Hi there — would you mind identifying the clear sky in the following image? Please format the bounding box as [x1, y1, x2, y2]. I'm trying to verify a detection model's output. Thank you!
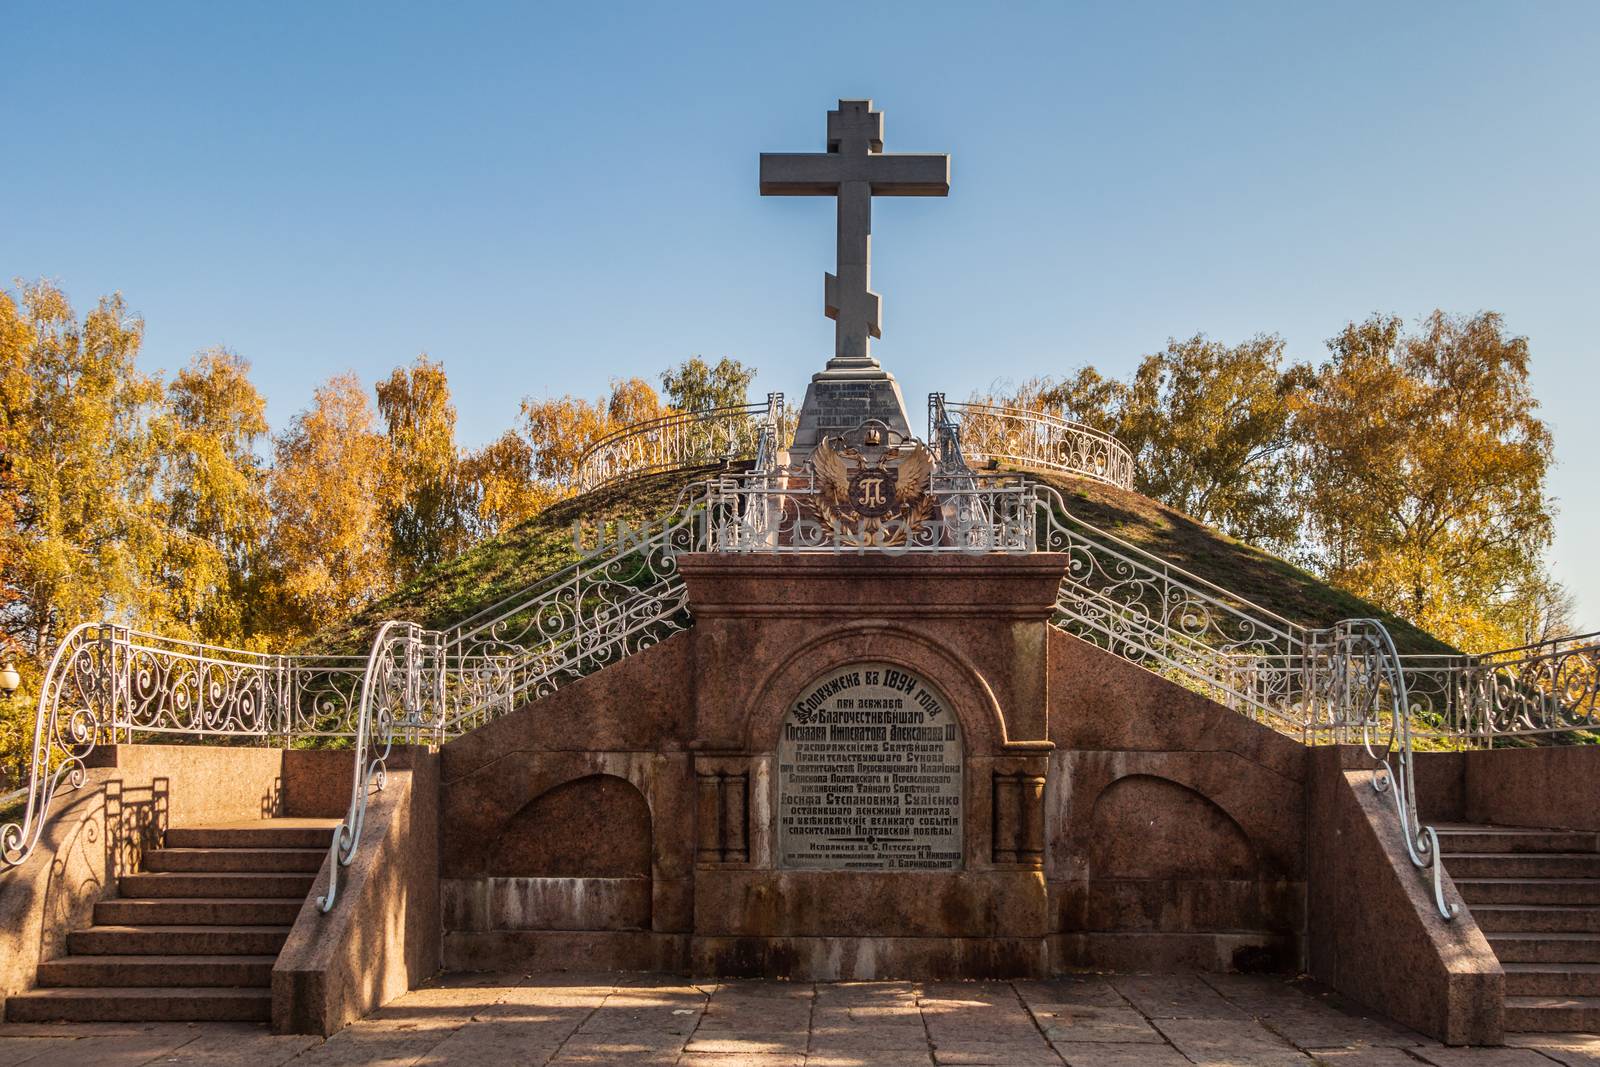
[7, 2, 1598, 626]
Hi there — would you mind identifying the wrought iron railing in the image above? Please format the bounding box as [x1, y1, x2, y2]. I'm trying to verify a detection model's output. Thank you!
[1387, 634, 1600, 746]
[933, 397, 1137, 491]
[11, 433, 1594, 922]
[573, 393, 785, 494]
[1306, 620, 1455, 920]
[1033, 481, 1312, 728]
[319, 621, 444, 912]
[0, 623, 369, 870]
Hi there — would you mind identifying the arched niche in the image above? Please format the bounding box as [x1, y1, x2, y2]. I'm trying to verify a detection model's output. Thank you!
[492, 773, 653, 879]
[1086, 774, 1257, 880]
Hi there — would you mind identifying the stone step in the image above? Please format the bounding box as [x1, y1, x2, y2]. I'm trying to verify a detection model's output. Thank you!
[1489, 932, 1600, 964]
[166, 822, 337, 850]
[66, 925, 291, 957]
[95, 897, 303, 927]
[1442, 853, 1600, 879]
[1456, 879, 1600, 906]
[36, 954, 275, 988]
[1469, 905, 1600, 933]
[1504, 995, 1600, 1033]
[1503, 963, 1600, 997]
[141, 847, 326, 874]
[120, 871, 316, 899]
[1434, 827, 1600, 855]
[4, 986, 271, 1023]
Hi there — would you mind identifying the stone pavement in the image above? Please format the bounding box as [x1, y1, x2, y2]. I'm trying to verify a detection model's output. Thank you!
[2, 972, 1600, 1066]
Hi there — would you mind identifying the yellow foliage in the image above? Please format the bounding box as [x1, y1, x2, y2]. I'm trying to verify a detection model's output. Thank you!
[265, 373, 391, 640]
[519, 377, 666, 493]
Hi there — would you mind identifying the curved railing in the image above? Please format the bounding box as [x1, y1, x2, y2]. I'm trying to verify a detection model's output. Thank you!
[1307, 620, 1455, 920]
[438, 490, 712, 734]
[0, 623, 107, 869]
[573, 394, 785, 494]
[319, 621, 443, 912]
[1033, 481, 1311, 727]
[16, 452, 1591, 922]
[934, 398, 1137, 491]
[0, 624, 371, 871]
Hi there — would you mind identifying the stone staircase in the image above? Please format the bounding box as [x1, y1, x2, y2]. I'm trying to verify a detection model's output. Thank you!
[1437, 822, 1600, 1033]
[5, 818, 338, 1023]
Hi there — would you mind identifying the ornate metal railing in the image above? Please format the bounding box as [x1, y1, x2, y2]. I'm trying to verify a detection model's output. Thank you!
[1450, 632, 1600, 741]
[1, 623, 107, 870]
[12, 453, 1591, 923]
[933, 397, 1137, 491]
[0, 624, 369, 870]
[573, 393, 785, 494]
[1307, 621, 1455, 920]
[438, 504, 705, 733]
[319, 621, 444, 912]
[1033, 481, 1313, 728]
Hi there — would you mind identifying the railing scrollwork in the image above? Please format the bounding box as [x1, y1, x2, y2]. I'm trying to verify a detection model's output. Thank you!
[1308, 620, 1455, 921]
[319, 621, 444, 912]
[11, 435, 1599, 927]
[574, 394, 785, 493]
[935, 400, 1136, 491]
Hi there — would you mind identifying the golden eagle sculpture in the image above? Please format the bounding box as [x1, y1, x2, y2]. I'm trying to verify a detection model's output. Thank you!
[804, 434, 937, 547]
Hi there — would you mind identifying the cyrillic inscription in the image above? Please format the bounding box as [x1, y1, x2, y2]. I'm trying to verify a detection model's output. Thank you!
[777, 662, 962, 870]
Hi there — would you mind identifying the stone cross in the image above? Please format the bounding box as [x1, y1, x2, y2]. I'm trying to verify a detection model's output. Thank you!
[760, 100, 950, 371]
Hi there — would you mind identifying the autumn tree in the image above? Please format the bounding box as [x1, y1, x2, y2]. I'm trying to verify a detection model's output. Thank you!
[376, 356, 472, 585]
[264, 374, 390, 639]
[661, 356, 755, 412]
[460, 431, 553, 540]
[1297, 311, 1556, 651]
[1115, 335, 1312, 548]
[0, 282, 164, 657]
[518, 377, 665, 493]
[151, 348, 270, 643]
[1033, 367, 1122, 427]
[0, 295, 31, 632]
[982, 336, 1311, 547]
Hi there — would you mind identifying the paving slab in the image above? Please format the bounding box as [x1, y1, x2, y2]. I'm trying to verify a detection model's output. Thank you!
[1412, 1046, 1565, 1065]
[1155, 1016, 1316, 1066]
[1113, 973, 1254, 1019]
[679, 1055, 805, 1067]
[1054, 1041, 1192, 1066]
[5, 1026, 203, 1067]
[805, 1054, 935, 1067]
[5, 971, 1599, 1064]
[132, 1026, 320, 1067]
[0, 1039, 77, 1067]
[1309, 1048, 1447, 1066]
[1507, 1031, 1600, 1065]
[548, 1034, 682, 1065]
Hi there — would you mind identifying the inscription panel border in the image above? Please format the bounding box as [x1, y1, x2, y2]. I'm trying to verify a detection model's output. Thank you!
[777, 660, 964, 872]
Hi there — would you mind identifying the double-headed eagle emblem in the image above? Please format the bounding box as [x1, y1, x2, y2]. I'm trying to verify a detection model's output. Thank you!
[808, 434, 936, 546]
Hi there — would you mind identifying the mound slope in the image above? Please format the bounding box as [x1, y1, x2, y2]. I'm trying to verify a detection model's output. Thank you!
[315, 464, 1456, 659]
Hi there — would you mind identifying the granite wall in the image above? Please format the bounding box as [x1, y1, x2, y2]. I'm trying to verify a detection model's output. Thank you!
[436, 552, 1329, 981]
[1417, 747, 1600, 832]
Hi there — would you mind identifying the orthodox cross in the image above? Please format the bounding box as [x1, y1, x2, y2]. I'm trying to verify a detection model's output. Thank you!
[760, 100, 950, 371]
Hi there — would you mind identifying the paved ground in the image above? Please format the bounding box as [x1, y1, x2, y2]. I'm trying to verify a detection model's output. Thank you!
[2, 972, 1600, 1066]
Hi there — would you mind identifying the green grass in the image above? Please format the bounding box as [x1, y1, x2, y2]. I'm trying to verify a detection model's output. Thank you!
[315, 460, 1457, 664]
[311, 465, 731, 654]
[1030, 470, 1458, 657]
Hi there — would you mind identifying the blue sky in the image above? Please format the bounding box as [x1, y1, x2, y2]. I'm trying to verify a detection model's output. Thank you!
[7, 2, 1598, 626]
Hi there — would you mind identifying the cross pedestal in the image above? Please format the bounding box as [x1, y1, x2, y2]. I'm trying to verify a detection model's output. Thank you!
[760, 100, 950, 458]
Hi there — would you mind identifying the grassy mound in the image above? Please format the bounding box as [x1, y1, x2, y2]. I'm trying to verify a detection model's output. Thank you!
[312, 464, 731, 654]
[1031, 470, 1457, 657]
[316, 461, 1456, 662]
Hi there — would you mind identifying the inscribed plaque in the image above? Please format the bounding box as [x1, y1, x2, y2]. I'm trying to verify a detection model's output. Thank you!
[777, 662, 962, 870]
